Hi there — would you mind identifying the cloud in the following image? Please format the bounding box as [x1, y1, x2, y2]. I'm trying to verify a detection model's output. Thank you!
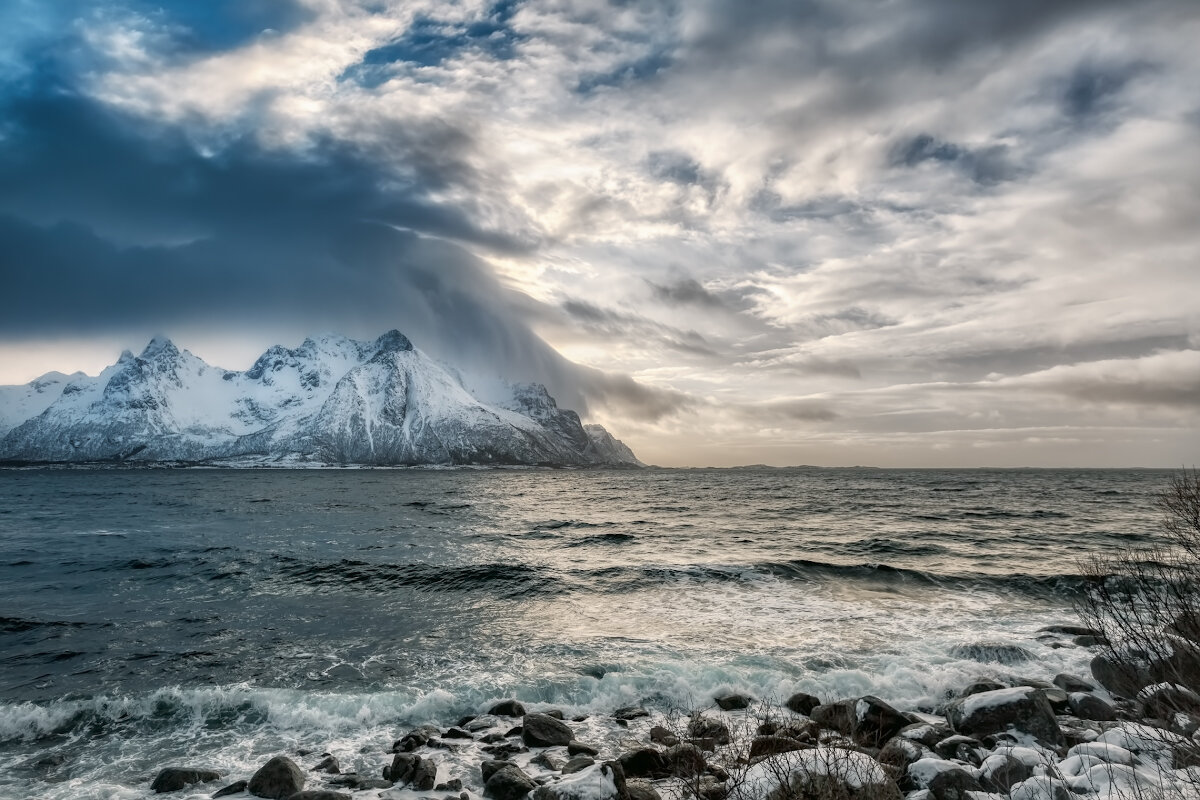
[2, 0, 1199, 465]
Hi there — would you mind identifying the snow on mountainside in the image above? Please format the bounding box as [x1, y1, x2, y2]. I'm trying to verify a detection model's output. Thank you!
[0, 331, 643, 467]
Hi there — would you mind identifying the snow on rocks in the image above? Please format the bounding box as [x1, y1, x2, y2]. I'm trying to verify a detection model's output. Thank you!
[944, 687, 1064, 746]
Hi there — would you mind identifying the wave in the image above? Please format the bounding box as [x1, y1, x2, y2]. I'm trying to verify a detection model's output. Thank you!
[0, 617, 111, 634]
[272, 557, 565, 598]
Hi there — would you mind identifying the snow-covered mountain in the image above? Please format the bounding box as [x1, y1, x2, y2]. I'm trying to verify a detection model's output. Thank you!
[0, 331, 643, 467]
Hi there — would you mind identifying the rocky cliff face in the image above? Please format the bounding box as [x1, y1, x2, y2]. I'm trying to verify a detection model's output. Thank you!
[0, 331, 642, 467]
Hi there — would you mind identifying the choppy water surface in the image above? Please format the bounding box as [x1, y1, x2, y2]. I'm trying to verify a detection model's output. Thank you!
[0, 467, 1170, 798]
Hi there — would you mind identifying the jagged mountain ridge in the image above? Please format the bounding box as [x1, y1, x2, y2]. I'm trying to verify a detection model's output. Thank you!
[0, 331, 642, 467]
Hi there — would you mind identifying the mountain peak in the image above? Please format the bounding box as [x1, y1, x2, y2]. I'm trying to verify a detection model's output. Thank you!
[139, 334, 179, 360]
[373, 329, 413, 354]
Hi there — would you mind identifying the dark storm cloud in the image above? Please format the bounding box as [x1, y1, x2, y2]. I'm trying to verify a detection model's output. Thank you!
[1061, 61, 1154, 119]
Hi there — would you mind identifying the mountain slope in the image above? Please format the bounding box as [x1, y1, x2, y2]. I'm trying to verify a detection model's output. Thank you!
[0, 331, 642, 467]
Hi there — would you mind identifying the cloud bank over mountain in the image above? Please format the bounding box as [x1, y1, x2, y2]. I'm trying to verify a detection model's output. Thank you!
[1, 0, 1198, 465]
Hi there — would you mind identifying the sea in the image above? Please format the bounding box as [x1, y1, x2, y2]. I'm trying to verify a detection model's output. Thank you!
[0, 467, 1170, 798]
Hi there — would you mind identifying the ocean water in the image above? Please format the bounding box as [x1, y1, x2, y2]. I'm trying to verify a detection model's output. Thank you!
[0, 467, 1170, 798]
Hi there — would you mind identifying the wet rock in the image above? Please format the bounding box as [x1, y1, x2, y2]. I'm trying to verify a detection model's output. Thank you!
[1074, 635, 1106, 647]
[617, 747, 670, 779]
[385, 753, 437, 790]
[505, 726, 524, 738]
[444, 727, 474, 740]
[481, 733, 506, 744]
[523, 713, 574, 748]
[562, 756, 595, 775]
[483, 761, 512, 783]
[351, 778, 392, 790]
[686, 714, 731, 745]
[714, 692, 752, 711]
[960, 679, 1006, 697]
[626, 780, 661, 800]
[310, 754, 339, 774]
[436, 779, 464, 791]
[1038, 625, 1102, 637]
[490, 700, 527, 717]
[949, 643, 1034, 664]
[665, 743, 707, 776]
[213, 780, 248, 798]
[898, 723, 951, 749]
[1008, 776, 1072, 800]
[689, 775, 728, 800]
[851, 696, 909, 748]
[394, 725, 440, 752]
[1067, 692, 1116, 721]
[877, 738, 933, 773]
[568, 741, 599, 757]
[485, 763, 537, 800]
[785, 691, 821, 716]
[770, 748, 901, 800]
[467, 716, 499, 732]
[150, 767, 222, 793]
[926, 767, 983, 800]
[932, 735, 984, 766]
[649, 726, 677, 746]
[286, 793, 350, 800]
[1138, 682, 1200, 718]
[544, 710, 566, 720]
[248, 756, 305, 800]
[979, 753, 1030, 794]
[484, 742, 529, 759]
[531, 752, 565, 772]
[613, 706, 650, 721]
[749, 735, 809, 760]
[810, 700, 855, 735]
[1053, 673, 1095, 693]
[944, 687, 1064, 746]
[1092, 641, 1200, 698]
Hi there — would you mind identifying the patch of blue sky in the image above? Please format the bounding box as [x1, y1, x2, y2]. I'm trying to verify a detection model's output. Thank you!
[341, 1, 523, 88]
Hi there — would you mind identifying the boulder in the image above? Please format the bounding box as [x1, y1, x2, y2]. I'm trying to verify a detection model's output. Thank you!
[531, 752, 564, 772]
[1053, 673, 1095, 693]
[613, 706, 649, 721]
[482, 761, 512, 783]
[979, 753, 1031, 794]
[897, 723, 951, 749]
[490, 700, 528, 717]
[531, 762, 627, 800]
[385, 753, 437, 790]
[810, 700, 855, 735]
[568, 741, 599, 757]
[1007, 776, 1072, 800]
[1067, 692, 1116, 721]
[437, 779, 464, 791]
[248, 756, 305, 799]
[876, 737, 932, 773]
[933, 735, 985, 766]
[310, 754, 339, 774]
[686, 714, 731, 745]
[851, 696, 908, 748]
[949, 643, 1034, 664]
[626, 780, 661, 800]
[523, 714, 574, 747]
[213, 781, 248, 798]
[714, 692, 752, 711]
[617, 747, 669, 779]
[1038, 624, 1102, 637]
[286, 793, 350, 800]
[649, 726, 677, 746]
[664, 743, 707, 776]
[443, 727, 474, 740]
[562, 756, 595, 775]
[1137, 682, 1200, 719]
[926, 767, 983, 800]
[394, 725, 440, 752]
[749, 735, 810, 760]
[485, 763, 537, 800]
[944, 687, 1064, 746]
[760, 748, 901, 800]
[960, 679, 1005, 697]
[785, 692, 821, 716]
[150, 767, 222, 793]
[1091, 640, 1200, 698]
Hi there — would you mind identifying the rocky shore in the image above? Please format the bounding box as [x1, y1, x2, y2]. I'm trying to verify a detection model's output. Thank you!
[143, 626, 1200, 800]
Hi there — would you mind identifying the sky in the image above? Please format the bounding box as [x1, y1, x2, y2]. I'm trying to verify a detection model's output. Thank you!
[1, 0, 1199, 467]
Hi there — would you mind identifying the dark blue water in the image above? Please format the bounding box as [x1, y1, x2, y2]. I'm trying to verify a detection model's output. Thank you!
[0, 467, 1168, 798]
